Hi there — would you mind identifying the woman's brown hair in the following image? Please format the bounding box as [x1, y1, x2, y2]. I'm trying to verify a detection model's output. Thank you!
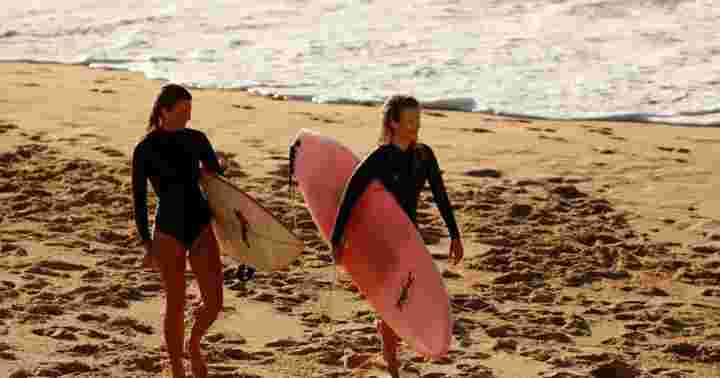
[378, 95, 420, 145]
[147, 84, 192, 133]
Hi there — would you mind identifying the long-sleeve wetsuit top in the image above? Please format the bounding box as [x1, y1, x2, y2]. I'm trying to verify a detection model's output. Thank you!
[330, 143, 460, 248]
[132, 128, 222, 245]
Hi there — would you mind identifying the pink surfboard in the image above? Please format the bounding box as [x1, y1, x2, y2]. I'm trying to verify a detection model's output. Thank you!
[291, 128, 452, 358]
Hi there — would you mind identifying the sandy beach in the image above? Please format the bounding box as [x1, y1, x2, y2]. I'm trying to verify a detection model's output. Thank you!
[2, 63, 720, 377]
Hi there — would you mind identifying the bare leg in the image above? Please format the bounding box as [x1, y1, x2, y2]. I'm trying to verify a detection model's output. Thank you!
[377, 319, 400, 378]
[187, 226, 224, 378]
[155, 231, 188, 378]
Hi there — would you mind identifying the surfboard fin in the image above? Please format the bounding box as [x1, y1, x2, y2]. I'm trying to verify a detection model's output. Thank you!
[233, 209, 251, 248]
[396, 271, 415, 310]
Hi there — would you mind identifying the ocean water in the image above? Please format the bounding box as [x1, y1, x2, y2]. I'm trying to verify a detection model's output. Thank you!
[2, 0, 720, 124]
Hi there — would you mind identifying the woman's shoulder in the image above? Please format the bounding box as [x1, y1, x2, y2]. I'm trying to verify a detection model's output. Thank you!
[184, 128, 211, 142]
[134, 132, 155, 152]
[375, 143, 396, 152]
[414, 143, 436, 160]
[184, 127, 203, 134]
[369, 143, 399, 158]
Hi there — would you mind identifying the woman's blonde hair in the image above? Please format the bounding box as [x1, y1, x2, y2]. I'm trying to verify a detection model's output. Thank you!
[378, 95, 420, 145]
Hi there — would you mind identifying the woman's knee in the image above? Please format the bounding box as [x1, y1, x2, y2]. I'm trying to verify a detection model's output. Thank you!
[377, 319, 399, 341]
[204, 286, 224, 317]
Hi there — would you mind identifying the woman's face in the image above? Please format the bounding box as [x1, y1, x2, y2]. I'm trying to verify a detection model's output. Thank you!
[161, 100, 192, 131]
[394, 107, 420, 144]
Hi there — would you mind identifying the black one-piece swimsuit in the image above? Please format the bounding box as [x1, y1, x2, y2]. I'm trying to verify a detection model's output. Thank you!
[132, 128, 222, 250]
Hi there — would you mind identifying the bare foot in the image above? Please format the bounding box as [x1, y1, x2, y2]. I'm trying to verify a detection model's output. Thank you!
[161, 360, 186, 378]
[187, 340, 208, 378]
[385, 356, 400, 378]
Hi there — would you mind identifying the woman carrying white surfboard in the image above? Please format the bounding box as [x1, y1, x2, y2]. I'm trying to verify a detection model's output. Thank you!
[132, 83, 228, 378]
[330, 94, 465, 377]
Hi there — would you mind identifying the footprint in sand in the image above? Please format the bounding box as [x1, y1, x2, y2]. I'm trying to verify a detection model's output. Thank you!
[76, 313, 111, 325]
[32, 326, 81, 341]
[0, 121, 19, 134]
[15, 143, 51, 159]
[120, 353, 163, 373]
[76, 132, 109, 142]
[60, 121, 88, 129]
[79, 269, 105, 282]
[232, 104, 256, 110]
[293, 111, 340, 124]
[26, 304, 65, 318]
[27, 132, 50, 142]
[240, 137, 264, 148]
[36, 361, 96, 376]
[0, 243, 28, 257]
[61, 343, 109, 357]
[538, 134, 569, 143]
[94, 230, 130, 245]
[0, 152, 21, 165]
[24, 260, 87, 280]
[459, 127, 493, 134]
[93, 146, 125, 158]
[83, 329, 111, 340]
[90, 88, 116, 94]
[35, 260, 89, 272]
[464, 168, 502, 178]
[267, 162, 291, 178]
[20, 275, 52, 291]
[594, 147, 617, 155]
[585, 126, 615, 136]
[0, 342, 16, 361]
[108, 316, 154, 336]
[79, 288, 132, 309]
[25, 266, 70, 279]
[81, 105, 106, 113]
[97, 256, 139, 270]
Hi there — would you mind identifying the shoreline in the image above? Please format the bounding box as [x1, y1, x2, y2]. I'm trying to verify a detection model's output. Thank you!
[3, 61, 720, 127]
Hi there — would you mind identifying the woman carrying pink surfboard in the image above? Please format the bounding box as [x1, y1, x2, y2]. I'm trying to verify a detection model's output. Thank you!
[330, 95, 465, 378]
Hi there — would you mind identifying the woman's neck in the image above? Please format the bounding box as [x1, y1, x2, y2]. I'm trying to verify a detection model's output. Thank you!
[391, 139, 414, 151]
[158, 124, 184, 133]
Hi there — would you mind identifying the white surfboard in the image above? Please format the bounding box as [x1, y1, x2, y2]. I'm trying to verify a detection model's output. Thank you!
[199, 173, 303, 271]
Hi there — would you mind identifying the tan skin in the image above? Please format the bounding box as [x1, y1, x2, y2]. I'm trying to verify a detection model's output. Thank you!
[334, 106, 464, 377]
[386, 107, 464, 264]
[141, 99, 227, 378]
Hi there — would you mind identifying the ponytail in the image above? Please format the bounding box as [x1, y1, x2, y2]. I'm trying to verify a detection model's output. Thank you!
[147, 101, 162, 133]
[146, 83, 192, 134]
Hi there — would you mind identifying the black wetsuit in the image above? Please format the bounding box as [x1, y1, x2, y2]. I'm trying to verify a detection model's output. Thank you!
[132, 128, 222, 250]
[330, 143, 460, 248]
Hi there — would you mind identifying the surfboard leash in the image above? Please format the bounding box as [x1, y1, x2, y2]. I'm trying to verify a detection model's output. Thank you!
[288, 140, 299, 232]
[289, 139, 317, 313]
